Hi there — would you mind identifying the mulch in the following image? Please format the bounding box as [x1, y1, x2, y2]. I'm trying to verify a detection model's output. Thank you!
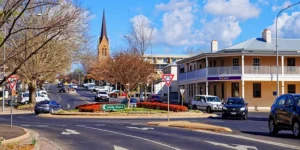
[0, 124, 26, 140]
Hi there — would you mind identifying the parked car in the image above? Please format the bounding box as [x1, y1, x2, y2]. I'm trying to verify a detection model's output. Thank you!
[72, 84, 78, 89]
[268, 94, 300, 138]
[38, 90, 48, 97]
[121, 98, 138, 107]
[222, 97, 248, 120]
[83, 83, 89, 88]
[191, 95, 222, 113]
[34, 100, 62, 115]
[17, 92, 50, 104]
[95, 91, 109, 102]
[88, 85, 95, 91]
[146, 95, 162, 103]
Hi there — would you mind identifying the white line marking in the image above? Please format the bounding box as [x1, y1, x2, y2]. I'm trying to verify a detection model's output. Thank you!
[131, 123, 143, 125]
[114, 145, 128, 150]
[195, 130, 300, 150]
[20, 125, 31, 127]
[57, 95, 62, 102]
[205, 141, 258, 150]
[76, 125, 180, 150]
[95, 124, 106, 126]
[37, 125, 49, 127]
[126, 126, 154, 130]
[61, 129, 81, 135]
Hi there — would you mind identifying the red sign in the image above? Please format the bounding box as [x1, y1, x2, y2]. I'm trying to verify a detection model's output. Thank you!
[162, 74, 174, 87]
[7, 75, 18, 89]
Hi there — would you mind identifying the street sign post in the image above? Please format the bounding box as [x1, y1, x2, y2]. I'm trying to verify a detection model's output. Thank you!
[162, 74, 174, 122]
[102, 104, 125, 111]
[180, 89, 185, 106]
[7, 75, 18, 128]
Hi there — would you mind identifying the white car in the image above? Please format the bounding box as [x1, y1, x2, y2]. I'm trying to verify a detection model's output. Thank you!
[95, 91, 109, 102]
[191, 95, 222, 113]
[88, 85, 95, 91]
[37, 90, 49, 98]
[17, 92, 50, 104]
[72, 84, 78, 89]
[83, 83, 88, 88]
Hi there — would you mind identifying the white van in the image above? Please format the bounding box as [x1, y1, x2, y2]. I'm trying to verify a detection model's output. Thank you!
[17, 91, 50, 104]
[191, 95, 222, 113]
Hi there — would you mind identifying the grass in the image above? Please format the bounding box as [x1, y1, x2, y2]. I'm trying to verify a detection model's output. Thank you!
[188, 110, 203, 113]
[112, 108, 168, 114]
[0, 142, 34, 150]
[15, 104, 35, 110]
[56, 109, 79, 114]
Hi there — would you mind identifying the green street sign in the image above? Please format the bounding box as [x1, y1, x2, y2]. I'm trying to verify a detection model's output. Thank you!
[102, 104, 125, 111]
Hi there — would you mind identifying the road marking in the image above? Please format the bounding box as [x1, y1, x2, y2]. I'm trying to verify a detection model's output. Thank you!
[76, 125, 180, 150]
[205, 141, 258, 150]
[126, 126, 154, 130]
[114, 145, 128, 150]
[195, 130, 300, 150]
[56, 95, 62, 103]
[131, 123, 143, 125]
[61, 129, 81, 135]
[20, 125, 31, 127]
[37, 125, 49, 127]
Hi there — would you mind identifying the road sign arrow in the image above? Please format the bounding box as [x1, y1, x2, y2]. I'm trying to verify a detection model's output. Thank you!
[126, 126, 154, 130]
[61, 129, 81, 135]
[205, 141, 258, 150]
[114, 145, 129, 150]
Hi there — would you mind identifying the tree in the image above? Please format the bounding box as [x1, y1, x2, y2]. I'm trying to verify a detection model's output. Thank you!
[98, 50, 154, 107]
[125, 16, 154, 56]
[7, 0, 89, 104]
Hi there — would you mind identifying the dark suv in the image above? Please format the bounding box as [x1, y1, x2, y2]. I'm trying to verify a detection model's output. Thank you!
[268, 94, 300, 138]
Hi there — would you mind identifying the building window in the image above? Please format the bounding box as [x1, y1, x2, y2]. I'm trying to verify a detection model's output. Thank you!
[190, 65, 192, 72]
[253, 58, 260, 70]
[172, 58, 176, 62]
[213, 85, 217, 96]
[221, 60, 224, 66]
[232, 58, 239, 70]
[163, 58, 168, 63]
[288, 84, 296, 93]
[200, 86, 203, 95]
[213, 61, 216, 67]
[287, 58, 295, 66]
[231, 83, 239, 97]
[253, 83, 261, 98]
[209, 62, 212, 67]
[200, 64, 202, 69]
[179, 68, 184, 73]
[221, 83, 224, 99]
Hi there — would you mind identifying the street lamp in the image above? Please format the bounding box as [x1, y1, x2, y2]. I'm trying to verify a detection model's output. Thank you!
[275, 1, 300, 97]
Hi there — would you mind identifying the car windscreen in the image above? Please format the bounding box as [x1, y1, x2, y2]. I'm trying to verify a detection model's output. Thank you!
[293, 96, 300, 106]
[38, 101, 50, 104]
[152, 96, 160, 99]
[23, 93, 30, 97]
[99, 92, 107, 94]
[226, 98, 244, 104]
[206, 97, 221, 102]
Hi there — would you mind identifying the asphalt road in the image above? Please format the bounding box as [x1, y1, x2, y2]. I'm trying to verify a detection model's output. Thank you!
[0, 85, 299, 150]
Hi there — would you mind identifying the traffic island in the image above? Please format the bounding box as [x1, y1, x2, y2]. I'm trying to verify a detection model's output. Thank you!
[147, 121, 232, 132]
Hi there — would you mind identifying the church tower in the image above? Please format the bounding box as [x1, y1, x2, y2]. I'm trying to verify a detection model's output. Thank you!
[98, 9, 110, 60]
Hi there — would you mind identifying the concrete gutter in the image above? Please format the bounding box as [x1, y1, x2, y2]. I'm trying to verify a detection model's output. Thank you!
[147, 121, 232, 132]
[1, 126, 30, 145]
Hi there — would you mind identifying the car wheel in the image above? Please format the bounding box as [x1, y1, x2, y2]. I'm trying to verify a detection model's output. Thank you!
[243, 114, 248, 120]
[206, 107, 212, 113]
[269, 118, 279, 136]
[192, 105, 197, 110]
[292, 120, 300, 138]
[222, 114, 227, 119]
[34, 111, 39, 115]
[24, 101, 28, 105]
[51, 108, 54, 114]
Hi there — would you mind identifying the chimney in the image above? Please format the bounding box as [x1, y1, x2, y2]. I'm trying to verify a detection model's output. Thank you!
[211, 40, 218, 52]
[262, 29, 271, 43]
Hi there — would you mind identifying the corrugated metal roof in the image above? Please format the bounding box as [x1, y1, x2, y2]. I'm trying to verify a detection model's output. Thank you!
[223, 38, 300, 51]
[143, 54, 189, 58]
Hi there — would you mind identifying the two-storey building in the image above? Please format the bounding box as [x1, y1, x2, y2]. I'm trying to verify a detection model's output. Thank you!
[177, 29, 300, 110]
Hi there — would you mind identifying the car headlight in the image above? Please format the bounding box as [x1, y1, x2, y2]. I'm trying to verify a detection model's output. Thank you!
[223, 106, 227, 110]
[240, 107, 246, 111]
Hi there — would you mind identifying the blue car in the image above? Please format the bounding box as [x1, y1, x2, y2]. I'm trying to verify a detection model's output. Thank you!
[121, 98, 138, 107]
[34, 100, 62, 115]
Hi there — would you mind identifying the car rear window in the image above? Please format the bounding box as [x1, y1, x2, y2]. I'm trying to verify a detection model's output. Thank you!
[99, 92, 107, 94]
[39, 101, 50, 104]
[23, 93, 29, 97]
[206, 97, 221, 102]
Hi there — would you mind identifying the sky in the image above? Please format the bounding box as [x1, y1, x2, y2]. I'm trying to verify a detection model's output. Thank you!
[80, 0, 300, 55]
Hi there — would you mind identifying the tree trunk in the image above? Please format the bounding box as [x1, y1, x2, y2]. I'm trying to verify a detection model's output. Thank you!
[28, 79, 37, 104]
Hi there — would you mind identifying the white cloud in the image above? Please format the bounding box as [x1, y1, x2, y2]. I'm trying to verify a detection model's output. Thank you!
[268, 12, 300, 38]
[129, 0, 258, 50]
[257, 0, 269, 6]
[204, 0, 260, 20]
[272, 1, 291, 12]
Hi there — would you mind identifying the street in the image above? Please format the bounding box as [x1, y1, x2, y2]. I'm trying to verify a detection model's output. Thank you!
[0, 86, 299, 150]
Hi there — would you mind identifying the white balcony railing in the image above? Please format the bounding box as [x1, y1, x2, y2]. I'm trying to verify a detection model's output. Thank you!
[208, 66, 241, 76]
[244, 66, 282, 74]
[178, 68, 206, 81]
[284, 66, 300, 74]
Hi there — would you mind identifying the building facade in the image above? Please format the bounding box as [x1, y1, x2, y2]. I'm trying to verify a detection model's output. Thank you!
[98, 9, 110, 60]
[177, 29, 300, 110]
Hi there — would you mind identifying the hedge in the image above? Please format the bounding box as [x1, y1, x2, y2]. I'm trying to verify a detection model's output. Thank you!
[136, 102, 188, 112]
[76, 102, 118, 112]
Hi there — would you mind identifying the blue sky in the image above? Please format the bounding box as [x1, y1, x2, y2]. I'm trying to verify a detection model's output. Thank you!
[80, 0, 300, 55]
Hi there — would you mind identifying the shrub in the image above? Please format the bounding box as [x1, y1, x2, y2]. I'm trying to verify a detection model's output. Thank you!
[137, 102, 188, 112]
[75, 102, 117, 109]
[78, 104, 101, 112]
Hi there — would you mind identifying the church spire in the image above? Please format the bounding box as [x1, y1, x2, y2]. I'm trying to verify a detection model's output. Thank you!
[100, 9, 108, 41]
